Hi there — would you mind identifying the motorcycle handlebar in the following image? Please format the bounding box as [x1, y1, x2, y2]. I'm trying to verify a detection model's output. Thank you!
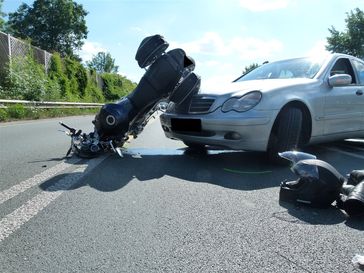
[59, 122, 78, 135]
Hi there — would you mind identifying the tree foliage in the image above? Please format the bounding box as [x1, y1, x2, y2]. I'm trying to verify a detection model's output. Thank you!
[326, 8, 364, 58]
[86, 52, 119, 73]
[101, 73, 135, 101]
[0, 0, 5, 31]
[0, 53, 56, 101]
[7, 0, 88, 57]
[48, 53, 106, 102]
[242, 63, 259, 75]
[0, 49, 136, 103]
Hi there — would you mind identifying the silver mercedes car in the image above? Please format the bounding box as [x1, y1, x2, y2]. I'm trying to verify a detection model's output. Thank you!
[160, 53, 364, 162]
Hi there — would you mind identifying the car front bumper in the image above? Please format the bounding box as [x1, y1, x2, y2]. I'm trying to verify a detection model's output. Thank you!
[159, 108, 278, 151]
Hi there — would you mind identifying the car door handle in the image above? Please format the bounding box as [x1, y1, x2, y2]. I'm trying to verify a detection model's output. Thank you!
[356, 90, 363, 96]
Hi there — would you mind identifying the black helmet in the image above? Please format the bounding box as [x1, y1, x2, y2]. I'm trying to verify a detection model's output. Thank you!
[279, 151, 345, 208]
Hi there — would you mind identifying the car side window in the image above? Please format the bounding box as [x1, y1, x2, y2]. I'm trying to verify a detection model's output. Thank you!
[352, 59, 364, 85]
[330, 58, 357, 84]
[279, 70, 294, 78]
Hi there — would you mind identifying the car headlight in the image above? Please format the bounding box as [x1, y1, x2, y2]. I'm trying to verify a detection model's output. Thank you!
[221, 91, 262, 112]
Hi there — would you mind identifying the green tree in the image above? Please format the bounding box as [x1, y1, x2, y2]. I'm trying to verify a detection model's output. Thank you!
[0, 0, 6, 31]
[242, 63, 259, 75]
[100, 73, 136, 101]
[86, 52, 119, 73]
[326, 8, 364, 58]
[7, 0, 88, 56]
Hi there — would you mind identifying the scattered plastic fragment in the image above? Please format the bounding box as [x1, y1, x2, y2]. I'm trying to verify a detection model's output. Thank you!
[352, 254, 364, 271]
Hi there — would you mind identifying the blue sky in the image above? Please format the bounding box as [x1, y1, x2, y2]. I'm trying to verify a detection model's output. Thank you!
[3, 0, 364, 90]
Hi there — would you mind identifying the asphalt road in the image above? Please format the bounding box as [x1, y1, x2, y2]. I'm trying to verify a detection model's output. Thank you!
[0, 115, 363, 273]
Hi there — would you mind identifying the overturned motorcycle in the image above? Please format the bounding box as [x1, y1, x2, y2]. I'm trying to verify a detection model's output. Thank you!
[60, 34, 200, 158]
[279, 151, 364, 217]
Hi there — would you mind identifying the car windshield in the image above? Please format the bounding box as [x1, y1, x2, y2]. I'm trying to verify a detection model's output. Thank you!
[236, 57, 325, 81]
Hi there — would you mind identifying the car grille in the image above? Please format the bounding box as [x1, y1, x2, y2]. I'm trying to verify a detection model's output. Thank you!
[189, 96, 215, 113]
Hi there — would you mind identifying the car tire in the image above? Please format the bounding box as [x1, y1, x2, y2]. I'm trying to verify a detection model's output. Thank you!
[267, 107, 303, 164]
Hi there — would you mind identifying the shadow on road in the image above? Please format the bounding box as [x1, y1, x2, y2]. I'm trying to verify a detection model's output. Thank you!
[277, 201, 364, 230]
[38, 148, 288, 192]
[38, 145, 363, 229]
[84, 148, 288, 192]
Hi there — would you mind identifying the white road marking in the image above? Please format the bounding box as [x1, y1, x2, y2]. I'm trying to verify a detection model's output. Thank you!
[0, 155, 107, 242]
[324, 146, 364, 160]
[0, 157, 82, 205]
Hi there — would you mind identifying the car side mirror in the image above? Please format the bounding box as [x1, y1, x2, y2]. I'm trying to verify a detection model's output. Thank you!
[328, 74, 352, 87]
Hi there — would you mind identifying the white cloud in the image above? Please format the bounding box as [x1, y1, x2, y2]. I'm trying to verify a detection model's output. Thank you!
[229, 36, 283, 60]
[130, 26, 143, 33]
[202, 60, 221, 67]
[170, 32, 284, 92]
[171, 32, 283, 61]
[78, 41, 106, 62]
[239, 0, 291, 12]
[170, 32, 226, 56]
[201, 74, 236, 91]
[306, 40, 330, 58]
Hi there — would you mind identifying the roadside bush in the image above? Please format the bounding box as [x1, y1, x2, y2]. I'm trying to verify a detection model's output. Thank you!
[101, 73, 136, 101]
[49, 54, 94, 102]
[44, 78, 62, 101]
[0, 84, 4, 99]
[2, 54, 49, 101]
[0, 106, 101, 122]
[83, 69, 105, 102]
[64, 56, 88, 99]
[0, 72, 6, 98]
[48, 53, 73, 101]
[25, 107, 40, 120]
[1, 47, 135, 106]
[7, 104, 26, 119]
[0, 108, 8, 121]
[84, 83, 105, 103]
[75, 65, 88, 98]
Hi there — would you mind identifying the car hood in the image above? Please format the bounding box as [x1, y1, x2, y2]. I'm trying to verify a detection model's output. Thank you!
[199, 78, 318, 96]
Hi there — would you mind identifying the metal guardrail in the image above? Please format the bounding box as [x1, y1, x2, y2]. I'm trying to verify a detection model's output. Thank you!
[0, 99, 104, 109]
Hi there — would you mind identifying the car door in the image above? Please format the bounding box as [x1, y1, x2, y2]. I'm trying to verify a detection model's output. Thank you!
[351, 58, 364, 130]
[324, 57, 363, 135]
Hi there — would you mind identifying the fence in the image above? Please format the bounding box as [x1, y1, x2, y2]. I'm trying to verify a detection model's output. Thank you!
[0, 31, 106, 90]
[0, 32, 111, 104]
[0, 31, 52, 73]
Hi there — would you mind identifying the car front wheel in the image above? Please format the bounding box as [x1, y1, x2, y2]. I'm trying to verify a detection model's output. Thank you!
[267, 107, 303, 164]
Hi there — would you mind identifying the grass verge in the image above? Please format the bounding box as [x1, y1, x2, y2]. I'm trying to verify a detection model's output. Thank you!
[0, 104, 100, 122]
